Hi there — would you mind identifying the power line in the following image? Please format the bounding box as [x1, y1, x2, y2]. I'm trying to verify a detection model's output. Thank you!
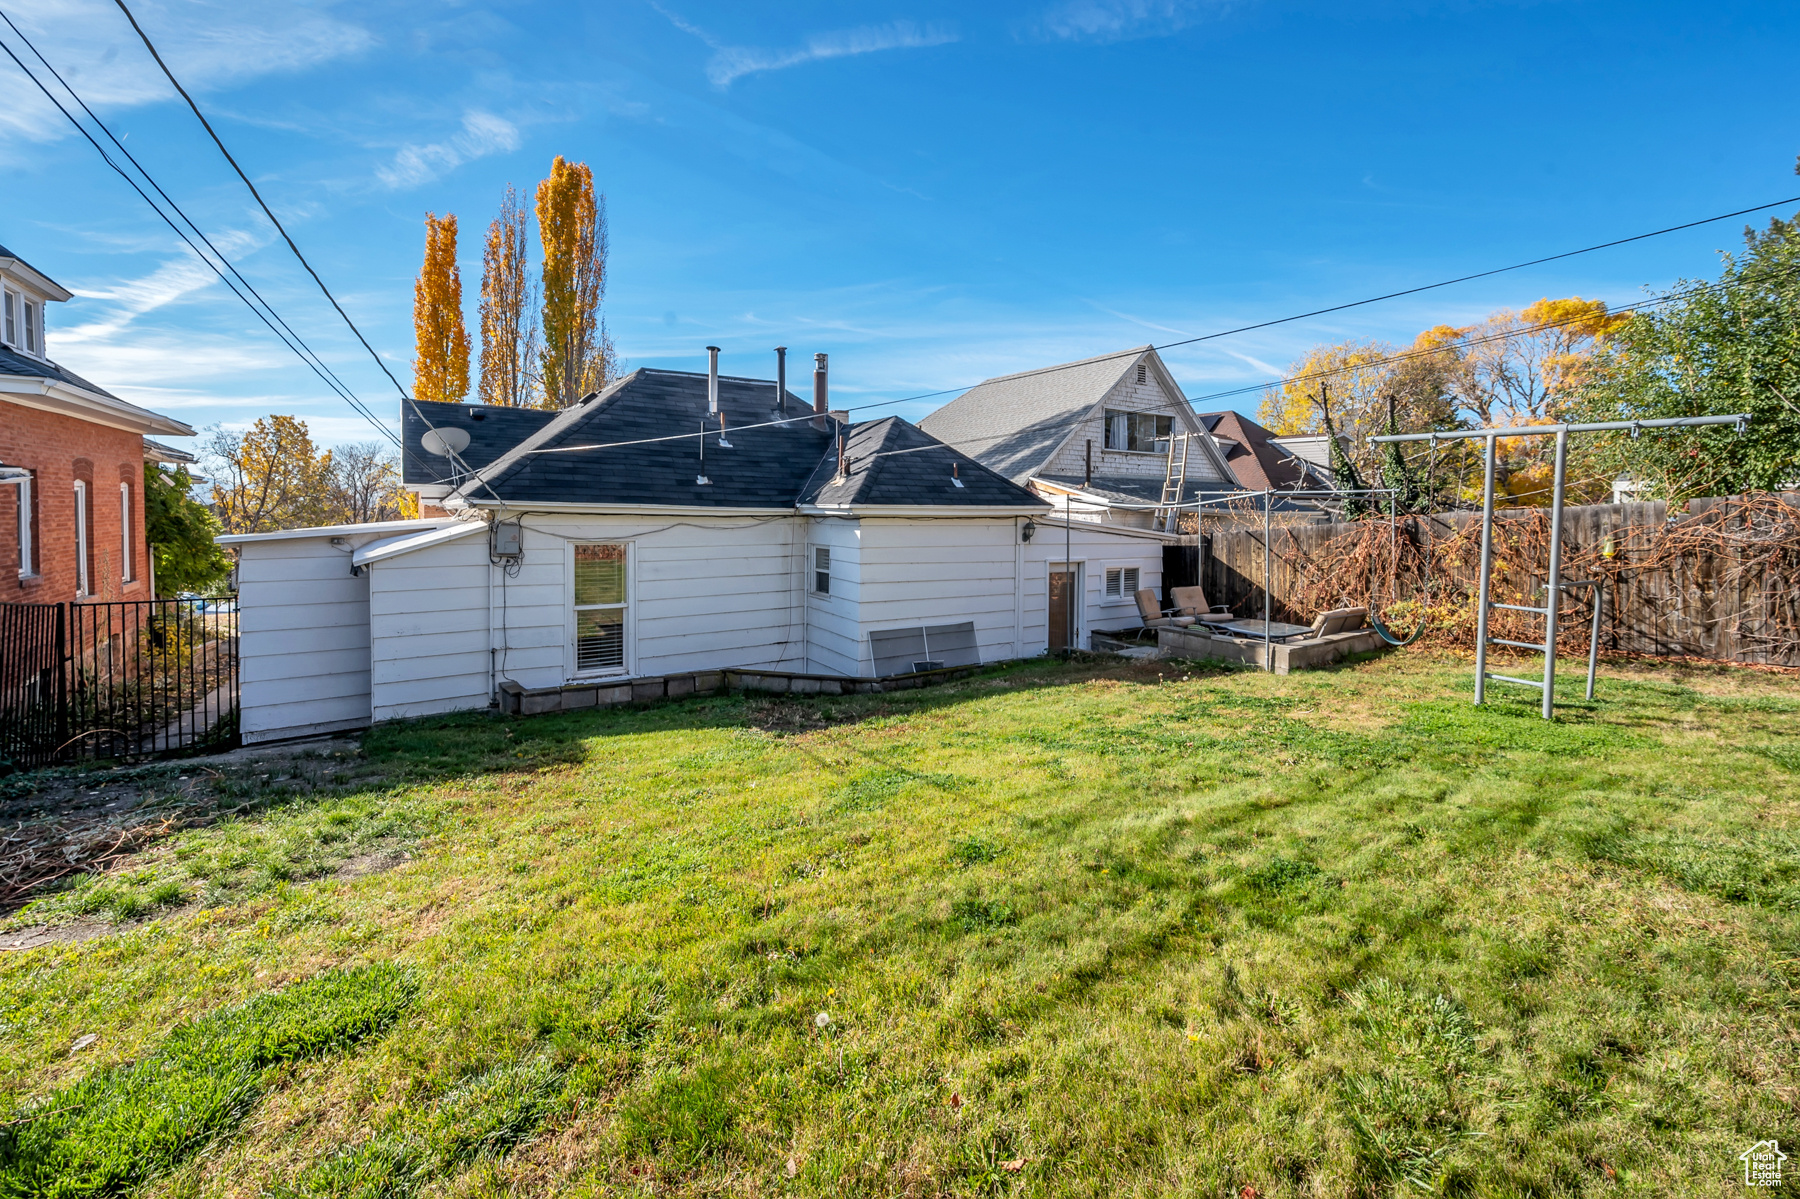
[106, 0, 514, 508]
[0, 8, 399, 446]
[842, 194, 1800, 414]
[109, 0, 415, 407]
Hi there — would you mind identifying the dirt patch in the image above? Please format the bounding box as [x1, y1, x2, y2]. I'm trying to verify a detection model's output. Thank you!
[745, 700, 898, 735]
[0, 918, 122, 952]
[334, 849, 412, 881]
[0, 736, 366, 917]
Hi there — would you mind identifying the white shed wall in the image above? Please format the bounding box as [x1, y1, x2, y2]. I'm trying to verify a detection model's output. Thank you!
[367, 535, 491, 722]
[235, 537, 371, 743]
[854, 517, 1024, 674]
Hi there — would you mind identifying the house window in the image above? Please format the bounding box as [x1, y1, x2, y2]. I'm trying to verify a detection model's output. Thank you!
[2, 291, 14, 347]
[572, 542, 627, 673]
[73, 479, 89, 596]
[1103, 409, 1173, 454]
[120, 481, 133, 582]
[1104, 566, 1140, 599]
[13, 471, 31, 577]
[814, 547, 830, 595]
[22, 299, 38, 356]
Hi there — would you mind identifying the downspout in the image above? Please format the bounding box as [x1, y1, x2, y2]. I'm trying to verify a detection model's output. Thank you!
[1013, 516, 1023, 660]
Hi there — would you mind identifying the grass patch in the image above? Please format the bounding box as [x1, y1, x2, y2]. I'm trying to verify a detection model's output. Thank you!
[0, 964, 414, 1196]
[0, 653, 1795, 1194]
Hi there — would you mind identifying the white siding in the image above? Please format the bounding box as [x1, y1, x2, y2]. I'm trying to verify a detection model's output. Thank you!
[1021, 521, 1164, 653]
[236, 537, 371, 743]
[854, 518, 1021, 673]
[1040, 366, 1229, 485]
[804, 517, 862, 675]
[367, 536, 491, 721]
[488, 514, 811, 690]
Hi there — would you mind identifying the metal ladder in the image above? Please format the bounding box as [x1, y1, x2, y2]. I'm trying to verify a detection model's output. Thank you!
[1155, 432, 1190, 532]
[1471, 426, 1603, 718]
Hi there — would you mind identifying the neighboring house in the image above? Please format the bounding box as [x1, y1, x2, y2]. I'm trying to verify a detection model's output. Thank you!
[223, 360, 1170, 743]
[1194, 411, 1334, 493]
[0, 243, 195, 602]
[918, 346, 1238, 528]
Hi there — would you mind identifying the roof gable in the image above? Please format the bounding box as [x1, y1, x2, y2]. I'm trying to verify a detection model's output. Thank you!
[917, 346, 1146, 483]
[798, 417, 1046, 509]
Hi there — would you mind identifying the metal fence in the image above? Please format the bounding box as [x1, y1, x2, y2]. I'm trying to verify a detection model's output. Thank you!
[0, 597, 239, 772]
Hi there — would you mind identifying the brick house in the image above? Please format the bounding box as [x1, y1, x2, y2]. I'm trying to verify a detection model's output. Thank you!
[0, 243, 194, 602]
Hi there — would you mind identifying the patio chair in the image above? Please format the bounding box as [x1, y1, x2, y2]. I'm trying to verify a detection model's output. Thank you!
[1286, 606, 1368, 641]
[1135, 588, 1197, 630]
[1169, 585, 1237, 627]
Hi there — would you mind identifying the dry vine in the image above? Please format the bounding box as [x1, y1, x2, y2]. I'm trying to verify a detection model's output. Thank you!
[1258, 493, 1800, 663]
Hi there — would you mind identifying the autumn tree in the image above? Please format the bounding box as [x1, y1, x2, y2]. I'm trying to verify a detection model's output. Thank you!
[330, 442, 418, 523]
[205, 416, 337, 535]
[536, 157, 614, 407]
[479, 185, 541, 408]
[414, 212, 471, 404]
[1575, 207, 1800, 501]
[143, 463, 231, 595]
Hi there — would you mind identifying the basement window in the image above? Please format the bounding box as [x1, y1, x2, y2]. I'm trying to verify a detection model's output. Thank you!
[1104, 566, 1140, 599]
[813, 547, 830, 595]
[573, 542, 627, 674]
[1103, 410, 1172, 454]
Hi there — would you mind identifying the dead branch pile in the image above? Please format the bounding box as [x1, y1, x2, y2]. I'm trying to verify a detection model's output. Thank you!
[1262, 493, 1800, 663]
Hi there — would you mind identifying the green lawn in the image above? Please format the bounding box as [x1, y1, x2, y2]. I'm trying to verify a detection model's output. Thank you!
[1, 652, 1797, 1197]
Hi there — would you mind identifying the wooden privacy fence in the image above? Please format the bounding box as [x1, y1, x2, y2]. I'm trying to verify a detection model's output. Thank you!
[1200, 493, 1800, 667]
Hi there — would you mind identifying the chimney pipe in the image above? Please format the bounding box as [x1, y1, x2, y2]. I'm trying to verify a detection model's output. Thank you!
[706, 346, 720, 414]
[775, 346, 788, 418]
[813, 353, 828, 427]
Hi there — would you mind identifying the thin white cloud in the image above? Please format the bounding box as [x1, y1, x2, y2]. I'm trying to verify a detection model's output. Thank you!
[654, 6, 957, 88]
[376, 109, 521, 189]
[1219, 346, 1284, 377]
[0, 0, 373, 146]
[1035, 0, 1212, 43]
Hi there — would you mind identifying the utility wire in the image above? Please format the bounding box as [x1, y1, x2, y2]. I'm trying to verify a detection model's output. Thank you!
[0, 19, 396, 442]
[523, 260, 1789, 465]
[105, 0, 516, 508]
[0, 7, 399, 446]
[109, 0, 415, 407]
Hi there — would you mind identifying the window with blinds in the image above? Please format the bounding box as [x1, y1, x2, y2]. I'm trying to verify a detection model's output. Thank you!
[573, 542, 627, 673]
[814, 546, 830, 595]
[1104, 566, 1140, 598]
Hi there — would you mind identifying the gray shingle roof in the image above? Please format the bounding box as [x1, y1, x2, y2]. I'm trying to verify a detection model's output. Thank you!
[401, 399, 560, 486]
[0, 342, 121, 401]
[799, 417, 1047, 509]
[447, 370, 1045, 512]
[917, 346, 1148, 483]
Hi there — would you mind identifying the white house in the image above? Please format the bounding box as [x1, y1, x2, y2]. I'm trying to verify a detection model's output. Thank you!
[918, 345, 1239, 527]
[223, 359, 1174, 744]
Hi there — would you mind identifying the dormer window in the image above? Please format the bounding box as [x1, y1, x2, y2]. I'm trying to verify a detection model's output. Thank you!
[1, 289, 41, 357]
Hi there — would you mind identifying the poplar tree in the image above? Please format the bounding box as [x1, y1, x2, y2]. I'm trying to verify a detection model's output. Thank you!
[413, 212, 470, 404]
[535, 157, 612, 408]
[478, 186, 540, 408]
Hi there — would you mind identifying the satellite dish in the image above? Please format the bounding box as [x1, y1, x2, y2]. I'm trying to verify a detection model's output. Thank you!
[420, 426, 471, 457]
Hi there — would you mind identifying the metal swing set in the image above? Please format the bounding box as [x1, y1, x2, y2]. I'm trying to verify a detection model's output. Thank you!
[1372, 412, 1751, 719]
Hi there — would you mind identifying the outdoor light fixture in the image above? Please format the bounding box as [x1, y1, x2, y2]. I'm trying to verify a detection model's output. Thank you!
[1021, 519, 1037, 543]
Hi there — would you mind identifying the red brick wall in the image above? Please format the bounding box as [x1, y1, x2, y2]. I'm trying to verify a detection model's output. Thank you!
[1, 399, 153, 603]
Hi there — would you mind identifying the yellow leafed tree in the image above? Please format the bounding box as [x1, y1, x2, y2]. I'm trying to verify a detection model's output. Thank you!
[536, 157, 613, 408]
[479, 186, 541, 408]
[413, 212, 470, 404]
[205, 416, 337, 535]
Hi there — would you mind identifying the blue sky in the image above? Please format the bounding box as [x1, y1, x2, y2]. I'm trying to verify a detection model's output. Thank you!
[2, 0, 1796, 448]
